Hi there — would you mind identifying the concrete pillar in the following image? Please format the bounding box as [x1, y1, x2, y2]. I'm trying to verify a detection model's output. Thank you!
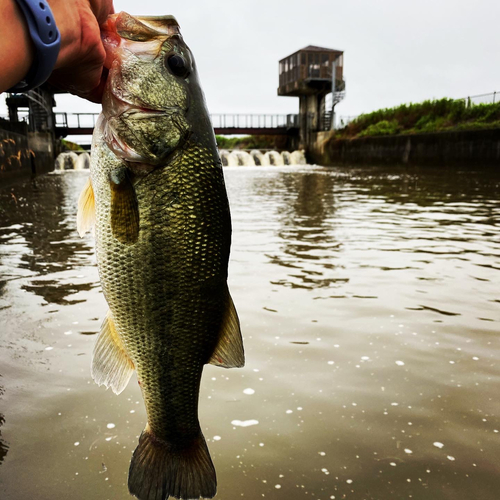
[298, 94, 322, 150]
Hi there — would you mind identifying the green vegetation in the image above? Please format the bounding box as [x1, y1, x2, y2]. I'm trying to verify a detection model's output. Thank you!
[61, 139, 84, 151]
[215, 135, 278, 150]
[337, 98, 500, 139]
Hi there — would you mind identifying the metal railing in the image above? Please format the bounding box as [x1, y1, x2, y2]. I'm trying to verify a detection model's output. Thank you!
[317, 113, 359, 131]
[461, 91, 498, 106]
[55, 112, 100, 129]
[210, 114, 298, 129]
[337, 115, 358, 128]
[320, 111, 332, 131]
[0, 113, 28, 123]
[54, 112, 300, 131]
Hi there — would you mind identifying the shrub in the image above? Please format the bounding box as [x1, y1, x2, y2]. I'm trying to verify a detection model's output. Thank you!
[358, 120, 399, 137]
[336, 98, 500, 138]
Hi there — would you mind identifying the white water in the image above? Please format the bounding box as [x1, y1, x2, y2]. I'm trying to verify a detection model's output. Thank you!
[55, 152, 79, 170]
[56, 149, 307, 169]
[265, 151, 284, 166]
[290, 150, 306, 165]
[234, 151, 254, 166]
[74, 153, 90, 170]
[220, 149, 306, 167]
[219, 150, 239, 167]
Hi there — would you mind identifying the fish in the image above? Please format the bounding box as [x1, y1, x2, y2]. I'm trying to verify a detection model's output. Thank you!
[77, 12, 244, 500]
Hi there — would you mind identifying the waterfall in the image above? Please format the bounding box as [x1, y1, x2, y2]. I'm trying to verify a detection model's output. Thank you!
[251, 150, 270, 166]
[218, 149, 308, 167]
[290, 150, 307, 165]
[265, 151, 284, 166]
[250, 150, 263, 166]
[75, 152, 90, 170]
[55, 152, 79, 170]
[234, 151, 255, 166]
[220, 150, 238, 166]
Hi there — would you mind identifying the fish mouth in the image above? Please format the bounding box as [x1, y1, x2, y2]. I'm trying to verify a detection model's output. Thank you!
[104, 120, 145, 163]
[105, 88, 182, 119]
[122, 107, 183, 119]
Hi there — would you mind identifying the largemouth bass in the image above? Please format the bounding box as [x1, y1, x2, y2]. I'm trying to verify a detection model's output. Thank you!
[77, 12, 244, 500]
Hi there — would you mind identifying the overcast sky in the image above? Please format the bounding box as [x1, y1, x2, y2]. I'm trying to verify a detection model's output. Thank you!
[4, 0, 500, 121]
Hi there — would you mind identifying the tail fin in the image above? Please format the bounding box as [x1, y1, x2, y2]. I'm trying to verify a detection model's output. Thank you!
[128, 426, 217, 500]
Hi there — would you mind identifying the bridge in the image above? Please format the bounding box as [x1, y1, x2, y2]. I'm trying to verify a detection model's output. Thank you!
[54, 112, 299, 137]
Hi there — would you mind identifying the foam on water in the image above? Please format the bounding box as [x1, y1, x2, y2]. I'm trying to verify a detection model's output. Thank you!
[265, 151, 284, 166]
[55, 152, 79, 170]
[74, 153, 90, 170]
[220, 149, 306, 166]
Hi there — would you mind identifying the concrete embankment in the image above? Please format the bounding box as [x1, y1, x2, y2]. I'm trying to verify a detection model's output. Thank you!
[309, 128, 500, 167]
[0, 120, 56, 185]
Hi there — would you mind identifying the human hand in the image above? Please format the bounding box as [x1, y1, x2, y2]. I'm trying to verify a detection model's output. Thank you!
[48, 0, 114, 102]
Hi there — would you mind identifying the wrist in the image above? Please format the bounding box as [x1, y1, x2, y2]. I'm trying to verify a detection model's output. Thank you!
[0, 0, 34, 92]
[8, 0, 60, 92]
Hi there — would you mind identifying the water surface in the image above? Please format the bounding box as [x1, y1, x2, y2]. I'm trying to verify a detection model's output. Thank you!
[0, 165, 499, 499]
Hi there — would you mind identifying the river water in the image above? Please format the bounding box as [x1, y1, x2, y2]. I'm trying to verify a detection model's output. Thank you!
[0, 165, 499, 500]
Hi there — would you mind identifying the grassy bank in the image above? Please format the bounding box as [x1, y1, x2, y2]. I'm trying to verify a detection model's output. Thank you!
[336, 98, 500, 139]
[215, 135, 279, 150]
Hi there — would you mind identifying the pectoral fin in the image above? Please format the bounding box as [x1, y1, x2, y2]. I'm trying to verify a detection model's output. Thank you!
[109, 166, 139, 244]
[91, 311, 135, 395]
[77, 177, 96, 237]
[208, 288, 245, 368]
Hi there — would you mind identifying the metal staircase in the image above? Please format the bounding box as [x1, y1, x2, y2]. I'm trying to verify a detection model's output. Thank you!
[6, 88, 54, 132]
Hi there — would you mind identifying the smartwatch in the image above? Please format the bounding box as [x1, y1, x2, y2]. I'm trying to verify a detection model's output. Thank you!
[8, 0, 61, 92]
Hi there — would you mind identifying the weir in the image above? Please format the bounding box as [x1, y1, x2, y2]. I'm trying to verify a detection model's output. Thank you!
[219, 149, 306, 167]
[52, 149, 307, 170]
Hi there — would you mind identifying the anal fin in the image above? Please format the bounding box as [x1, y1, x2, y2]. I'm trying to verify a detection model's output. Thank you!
[91, 311, 135, 394]
[77, 177, 96, 237]
[208, 287, 245, 368]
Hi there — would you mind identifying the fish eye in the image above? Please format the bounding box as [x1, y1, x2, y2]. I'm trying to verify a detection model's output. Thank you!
[166, 54, 190, 78]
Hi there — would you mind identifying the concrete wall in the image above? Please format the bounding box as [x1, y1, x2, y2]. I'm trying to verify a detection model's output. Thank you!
[28, 131, 57, 176]
[0, 128, 34, 182]
[309, 128, 500, 167]
[0, 128, 55, 185]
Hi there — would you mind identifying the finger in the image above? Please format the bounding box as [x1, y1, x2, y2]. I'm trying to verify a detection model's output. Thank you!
[80, 68, 109, 103]
[89, 0, 115, 25]
[48, 61, 105, 102]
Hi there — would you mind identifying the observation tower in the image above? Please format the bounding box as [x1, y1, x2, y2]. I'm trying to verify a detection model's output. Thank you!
[278, 45, 345, 148]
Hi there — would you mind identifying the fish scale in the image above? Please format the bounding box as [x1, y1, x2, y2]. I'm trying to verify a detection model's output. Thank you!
[77, 12, 244, 500]
[94, 138, 230, 440]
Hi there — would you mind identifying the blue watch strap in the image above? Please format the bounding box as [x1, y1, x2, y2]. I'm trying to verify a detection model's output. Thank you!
[8, 0, 61, 92]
